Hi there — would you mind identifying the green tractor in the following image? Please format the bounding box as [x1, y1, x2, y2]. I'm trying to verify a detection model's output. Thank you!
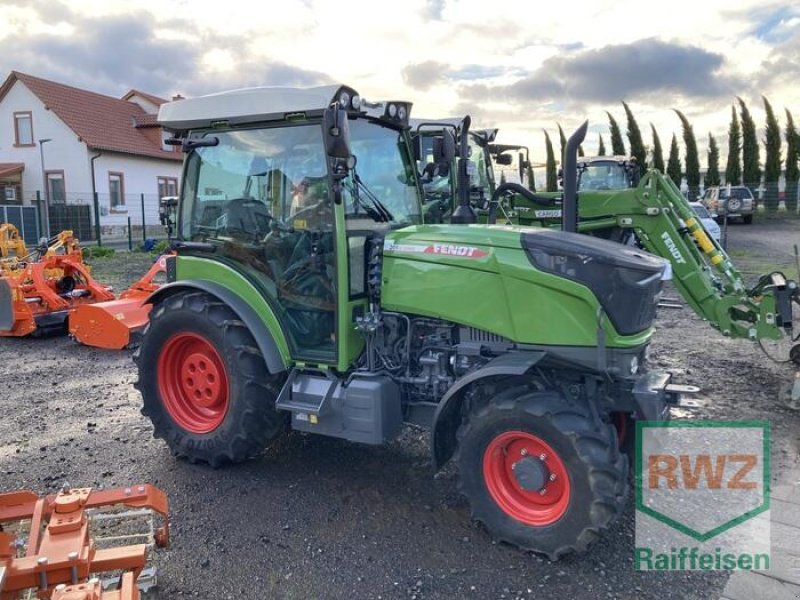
[137, 85, 687, 559]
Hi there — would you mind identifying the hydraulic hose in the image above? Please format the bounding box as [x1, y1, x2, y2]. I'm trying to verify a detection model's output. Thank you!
[487, 183, 561, 224]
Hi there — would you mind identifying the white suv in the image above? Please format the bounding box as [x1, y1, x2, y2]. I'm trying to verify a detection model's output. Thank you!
[700, 186, 754, 224]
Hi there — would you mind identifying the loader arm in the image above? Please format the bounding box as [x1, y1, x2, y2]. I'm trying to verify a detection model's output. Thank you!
[513, 169, 798, 342]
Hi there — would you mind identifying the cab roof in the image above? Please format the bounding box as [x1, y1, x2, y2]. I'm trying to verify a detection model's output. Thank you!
[158, 84, 359, 131]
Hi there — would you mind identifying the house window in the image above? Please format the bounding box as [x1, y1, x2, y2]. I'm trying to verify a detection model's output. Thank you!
[157, 176, 178, 199]
[45, 171, 66, 204]
[14, 112, 34, 146]
[109, 172, 125, 209]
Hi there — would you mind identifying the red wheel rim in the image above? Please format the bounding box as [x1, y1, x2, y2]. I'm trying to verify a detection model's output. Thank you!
[157, 332, 229, 434]
[482, 431, 570, 526]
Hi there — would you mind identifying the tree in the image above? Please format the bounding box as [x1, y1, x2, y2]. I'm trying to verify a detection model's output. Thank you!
[674, 109, 700, 199]
[762, 96, 782, 212]
[623, 101, 647, 171]
[706, 134, 721, 187]
[725, 105, 742, 186]
[738, 97, 761, 195]
[544, 130, 557, 192]
[666, 133, 682, 188]
[525, 162, 536, 192]
[650, 125, 665, 173]
[785, 108, 799, 212]
[578, 144, 585, 157]
[598, 134, 607, 156]
[607, 112, 626, 155]
[499, 171, 507, 186]
[557, 124, 567, 164]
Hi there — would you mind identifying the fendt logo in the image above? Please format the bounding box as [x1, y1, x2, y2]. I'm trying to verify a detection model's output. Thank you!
[424, 244, 488, 258]
[660, 232, 686, 264]
[635, 422, 770, 571]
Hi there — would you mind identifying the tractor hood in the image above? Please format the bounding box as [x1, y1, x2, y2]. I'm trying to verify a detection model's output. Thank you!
[380, 224, 668, 346]
[383, 224, 523, 272]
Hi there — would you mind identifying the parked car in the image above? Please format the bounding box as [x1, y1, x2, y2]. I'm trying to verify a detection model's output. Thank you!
[700, 186, 754, 224]
[689, 201, 721, 241]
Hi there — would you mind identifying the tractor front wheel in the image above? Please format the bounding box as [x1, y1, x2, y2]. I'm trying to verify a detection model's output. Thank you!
[135, 292, 286, 467]
[455, 387, 628, 560]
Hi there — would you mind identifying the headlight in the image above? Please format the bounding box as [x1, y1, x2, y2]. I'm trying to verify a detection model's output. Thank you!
[398, 105, 407, 120]
[339, 92, 350, 108]
[351, 95, 361, 110]
[387, 103, 397, 118]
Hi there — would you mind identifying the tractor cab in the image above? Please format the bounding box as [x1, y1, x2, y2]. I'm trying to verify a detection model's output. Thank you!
[577, 156, 640, 191]
[159, 85, 420, 369]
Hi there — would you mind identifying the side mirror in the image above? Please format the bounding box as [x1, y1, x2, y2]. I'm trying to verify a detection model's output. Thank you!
[323, 106, 352, 160]
[440, 129, 456, 165]
[495, 153, 513, 166]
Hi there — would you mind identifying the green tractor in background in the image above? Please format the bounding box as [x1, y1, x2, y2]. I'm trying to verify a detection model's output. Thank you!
[137, 85, 688, 559]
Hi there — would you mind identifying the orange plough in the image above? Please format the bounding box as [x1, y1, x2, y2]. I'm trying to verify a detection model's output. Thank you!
[0, 484, 169, 600]
[68, 255, 169, 350]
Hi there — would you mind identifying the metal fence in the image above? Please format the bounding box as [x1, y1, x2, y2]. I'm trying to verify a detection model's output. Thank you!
[14, 190, 169, 249]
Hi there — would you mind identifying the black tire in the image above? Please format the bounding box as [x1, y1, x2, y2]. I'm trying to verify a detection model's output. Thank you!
[134, 291, 286, 467]
[455, 387, 628, 560]
[742, 214, 753, 224]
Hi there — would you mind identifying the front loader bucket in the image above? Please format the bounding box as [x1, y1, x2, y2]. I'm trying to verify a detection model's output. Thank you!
[69, 297, 153, 350]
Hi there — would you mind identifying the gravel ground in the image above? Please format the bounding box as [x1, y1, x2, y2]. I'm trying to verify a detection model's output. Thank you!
[1, 220, 799, 600]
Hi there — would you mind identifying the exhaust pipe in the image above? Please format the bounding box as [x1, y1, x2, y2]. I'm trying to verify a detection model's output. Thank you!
[562, 120, 588, 233]
[450, 115, 477, 224]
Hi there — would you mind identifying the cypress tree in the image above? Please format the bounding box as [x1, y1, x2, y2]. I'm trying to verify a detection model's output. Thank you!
[762, 96, 782, 212]
[578, 145, 585, 157]
[607, 112, 626, 155]
[666, 134, 682, 188]
[785, 109, 799, 212]
[598, 134, 607, 156]
[738, 97, 761, 195]
[706, 134, 721, 187]
[499, 171, 507, 186]
[526, 162, 536, 192]
[674, 109, 700, 199]
[558, 124, 567, 164]
[725, 105, 742, 186]
[623, 101, 647, 171]
[544, 131, 557, 192]
[650, 125, 665, 173]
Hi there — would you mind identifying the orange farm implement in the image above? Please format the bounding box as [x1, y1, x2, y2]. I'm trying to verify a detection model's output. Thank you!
[0, 231, 115, 338]
[68, 256, 168, 350]
[0, 484, 169, 600]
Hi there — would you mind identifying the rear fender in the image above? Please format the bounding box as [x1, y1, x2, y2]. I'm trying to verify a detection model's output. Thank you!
[145, 281, 288, 374]
[431, 351, 546, 470]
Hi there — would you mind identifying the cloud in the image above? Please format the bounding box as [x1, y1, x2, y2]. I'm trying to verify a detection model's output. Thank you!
[402, 60, 449, 91]
[421, 0, 446, 20]
[456, 38, 743, 109]
[0, 3, 331, 98]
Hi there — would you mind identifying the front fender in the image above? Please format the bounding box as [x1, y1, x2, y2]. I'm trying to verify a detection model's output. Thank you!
[431, 351, 545, 470]
[146, 280, 288, 374]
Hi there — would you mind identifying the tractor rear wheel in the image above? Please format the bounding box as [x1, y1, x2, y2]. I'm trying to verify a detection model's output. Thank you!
[455, 387, 628, 560]
[135, 292, 286, 467]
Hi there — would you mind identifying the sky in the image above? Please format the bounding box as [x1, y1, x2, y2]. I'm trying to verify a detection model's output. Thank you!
[2, 0, 799, 170]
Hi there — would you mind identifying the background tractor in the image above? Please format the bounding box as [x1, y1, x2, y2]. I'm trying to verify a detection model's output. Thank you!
[136, 85, 687, 559]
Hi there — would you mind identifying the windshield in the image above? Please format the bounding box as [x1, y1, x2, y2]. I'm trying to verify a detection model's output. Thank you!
[180, 124, 328, 240]
[579, 163, 629, 191]
[691, 204, 711, 218]
[341, 119, 421, 227]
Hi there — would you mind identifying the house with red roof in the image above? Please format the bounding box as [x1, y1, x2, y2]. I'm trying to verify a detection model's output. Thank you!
[0, 71, 183, 239]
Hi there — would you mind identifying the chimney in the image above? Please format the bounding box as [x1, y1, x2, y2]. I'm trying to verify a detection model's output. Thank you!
[172, 94, 185, 101]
